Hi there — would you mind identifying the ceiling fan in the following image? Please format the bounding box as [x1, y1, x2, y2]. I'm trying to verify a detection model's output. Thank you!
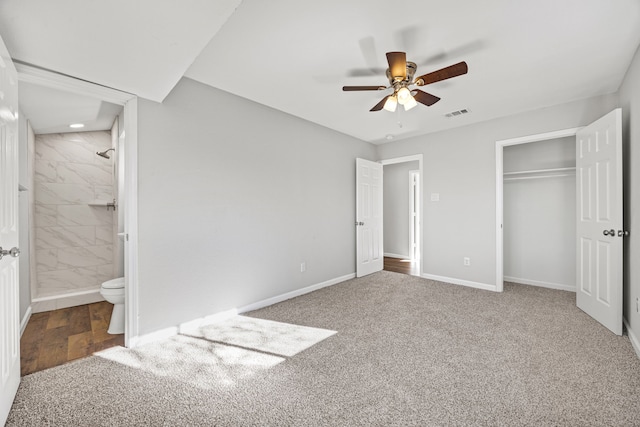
[342, 52, 468, 112]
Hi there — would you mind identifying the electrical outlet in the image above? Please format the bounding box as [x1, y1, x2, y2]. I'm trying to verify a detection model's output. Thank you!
[300, 262, 306, 273]
[463, 257, 471, 266]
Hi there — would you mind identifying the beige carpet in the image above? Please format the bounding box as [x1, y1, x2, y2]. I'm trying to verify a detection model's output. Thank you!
[7, 271, 640, 426]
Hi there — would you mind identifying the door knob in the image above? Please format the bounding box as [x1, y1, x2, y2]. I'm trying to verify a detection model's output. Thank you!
[603, 229, 615, 236]
[618, 230, 630, 237]
[0, 246, 20, 260]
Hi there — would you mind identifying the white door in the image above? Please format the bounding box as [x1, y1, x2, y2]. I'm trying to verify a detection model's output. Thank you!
[0, 36, 21, 425]
[576, 109, 623, 335]
[356, 158, 383, 277]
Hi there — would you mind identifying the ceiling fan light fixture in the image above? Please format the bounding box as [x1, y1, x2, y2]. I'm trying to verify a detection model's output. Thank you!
[383, 95, 398, 112]
[396, 87, 412, 105]
[403, 96, 418, 111]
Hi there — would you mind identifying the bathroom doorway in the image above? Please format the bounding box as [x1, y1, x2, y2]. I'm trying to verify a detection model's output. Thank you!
[15, 64, 139, 372]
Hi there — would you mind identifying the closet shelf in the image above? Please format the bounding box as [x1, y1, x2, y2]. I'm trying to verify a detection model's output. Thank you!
[504, 167, 575, 182]
[503, 167, 576, 176]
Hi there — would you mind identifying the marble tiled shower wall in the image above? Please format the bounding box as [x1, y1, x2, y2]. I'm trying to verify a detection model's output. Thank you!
[34, 131, 115, 298]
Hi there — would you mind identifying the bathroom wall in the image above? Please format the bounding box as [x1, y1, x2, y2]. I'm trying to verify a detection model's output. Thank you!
[32, 131, 115, 312]
[113, 117, 125, 277]
[17, 110, 33, 327]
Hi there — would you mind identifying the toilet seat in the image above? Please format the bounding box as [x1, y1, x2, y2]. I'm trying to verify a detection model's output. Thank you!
[102, 277, 124, 289]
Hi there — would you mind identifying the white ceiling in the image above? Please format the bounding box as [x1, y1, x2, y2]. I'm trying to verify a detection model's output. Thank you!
[0, 0, 241, 102]
[19, 81, 123, 134]
[2, 0, 639, 143]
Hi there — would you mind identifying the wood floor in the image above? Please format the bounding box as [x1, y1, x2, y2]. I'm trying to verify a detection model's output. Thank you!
[20, 301, 124, 376]
[383, 256, 420, 277]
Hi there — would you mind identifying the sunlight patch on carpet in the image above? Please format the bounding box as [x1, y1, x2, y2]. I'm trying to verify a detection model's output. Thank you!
[187, 315, 337, 357]
[96, 334, 284, 390]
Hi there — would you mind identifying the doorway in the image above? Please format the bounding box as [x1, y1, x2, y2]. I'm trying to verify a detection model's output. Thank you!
[495, 128, 580, 292]
[381, 155, 423, 277]
[502, 136, 577, 291]
[496, 110, 624, 336]
[15, 63, 139, 349]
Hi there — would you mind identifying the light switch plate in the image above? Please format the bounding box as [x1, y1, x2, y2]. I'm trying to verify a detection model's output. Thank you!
[431, 193, 440, 202]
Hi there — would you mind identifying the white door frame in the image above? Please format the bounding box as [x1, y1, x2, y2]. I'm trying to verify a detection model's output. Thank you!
[380, 154, 423, 274]
[15, 64, 140, 347]
[495, 128, 580, 292]
[409, 169, 420, 261]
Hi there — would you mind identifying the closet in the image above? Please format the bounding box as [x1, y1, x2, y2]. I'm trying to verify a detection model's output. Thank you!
[503, 136, 576, 291]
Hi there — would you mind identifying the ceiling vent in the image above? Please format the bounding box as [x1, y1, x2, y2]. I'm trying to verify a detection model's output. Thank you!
[445, 108, 470, 118]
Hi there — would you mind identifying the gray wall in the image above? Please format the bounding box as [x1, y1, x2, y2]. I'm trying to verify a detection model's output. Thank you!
[619, 43, 640, 344]
[383, 161, 418, 258]
[376, 93, 618, 288]
[17, 111, 32, 323]
[136, 78, 376, 334]
[503, 138, 576, 289]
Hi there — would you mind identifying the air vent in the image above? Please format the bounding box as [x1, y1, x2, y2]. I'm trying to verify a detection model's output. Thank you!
[445, 109, 470, 118]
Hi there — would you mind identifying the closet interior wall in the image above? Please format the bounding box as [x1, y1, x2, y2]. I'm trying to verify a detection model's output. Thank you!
[503, 136, 577, 291]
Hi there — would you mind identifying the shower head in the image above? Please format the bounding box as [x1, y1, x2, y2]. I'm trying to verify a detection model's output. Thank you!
[96, 148, 115, 159]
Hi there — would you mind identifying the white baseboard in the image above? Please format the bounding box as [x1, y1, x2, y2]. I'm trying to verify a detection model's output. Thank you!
[20, 305, 32, 337]
[504, 276, 575, 292]
[128, 326, 179, 348]
[384, 252, 409, 259]
[128, 273, 355, 349]
[624, 318, 640, 360]
[31, 288, 104, 313]
[238, 273, 355, 313]
[421, 273, 497, 292]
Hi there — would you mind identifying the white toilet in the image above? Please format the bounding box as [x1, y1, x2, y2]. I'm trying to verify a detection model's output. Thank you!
[100, 277, 125, 334]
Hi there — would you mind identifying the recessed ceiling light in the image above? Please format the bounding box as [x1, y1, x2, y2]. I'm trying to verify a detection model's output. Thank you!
[69, 123, 85, 129]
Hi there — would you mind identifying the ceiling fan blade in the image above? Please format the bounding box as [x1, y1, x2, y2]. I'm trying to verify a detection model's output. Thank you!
[412, 89, 441, 106]
[343, 85, 386, 91]
[415, 61, 468, 86]
[386, 52, 407, 80]
[370, 96, 390, 112]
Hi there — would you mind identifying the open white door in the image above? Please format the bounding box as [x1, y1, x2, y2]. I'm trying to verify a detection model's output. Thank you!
[0, 36, 21, 425]
[356, 158, 383, 277]
[576, 109, 623, 335]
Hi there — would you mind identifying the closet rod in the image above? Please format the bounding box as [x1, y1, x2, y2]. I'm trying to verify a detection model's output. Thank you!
[503, 167, 576, 177]
[504, 173, 574, 181]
